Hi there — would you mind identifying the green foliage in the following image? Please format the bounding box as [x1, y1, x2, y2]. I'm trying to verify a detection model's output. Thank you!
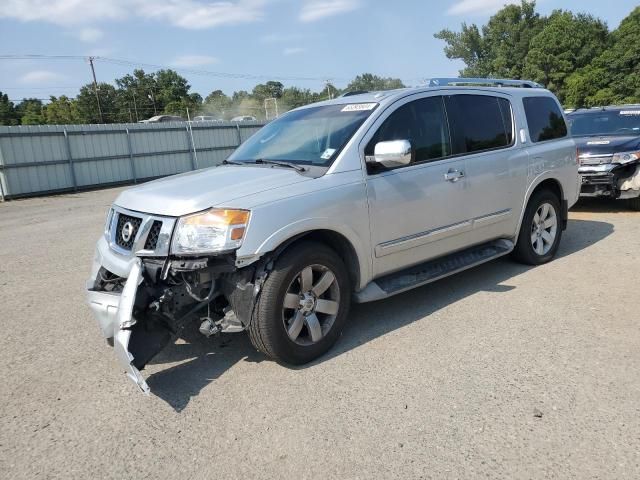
[76, 83, 120, 124]
[346, 73, 405, 92]
[523, 10, 608, 102]
[16, 98, 44, 125]
[0, 92, 18, 126]
[565, 7, 640, 107]
[43, 96, 80, 125]
[435, 1, 543, 78]
[434, 2, 639, 107]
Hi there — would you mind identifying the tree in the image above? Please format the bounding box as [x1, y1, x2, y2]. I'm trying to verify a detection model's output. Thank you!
[204, 89, 232, 118]
[252, 80, 284, 101]
[76, 83, 120, 123]
[523, 10, 608, 102]
[345, 73, 405, 92]
[435, 1, 544, 78]
[15, 98, 44, 125]
[565, 6, 640, 107]
[115, 69, 159, 120]
[43, 96, 80, 124]
[0, 92, 18, 125]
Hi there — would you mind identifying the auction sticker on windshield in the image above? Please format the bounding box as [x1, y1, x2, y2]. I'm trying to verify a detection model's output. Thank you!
[341, 103, 377, 112]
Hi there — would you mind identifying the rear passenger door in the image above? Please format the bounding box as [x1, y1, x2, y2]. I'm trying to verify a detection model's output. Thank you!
[444, 93, 526, 242]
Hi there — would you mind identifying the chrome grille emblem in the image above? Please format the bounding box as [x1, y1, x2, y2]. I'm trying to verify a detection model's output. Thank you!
[121, 221, 134, 243]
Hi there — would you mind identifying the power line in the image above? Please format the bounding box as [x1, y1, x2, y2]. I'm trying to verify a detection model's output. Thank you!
[0, 54, 347, 83]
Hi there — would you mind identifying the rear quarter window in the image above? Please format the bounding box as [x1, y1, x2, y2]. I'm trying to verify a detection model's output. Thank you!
[523, 96, 568, 142]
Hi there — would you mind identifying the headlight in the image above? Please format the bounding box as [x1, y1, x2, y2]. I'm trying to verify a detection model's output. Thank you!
[172, 208, 250, 254]
[612, 151, 640, 164]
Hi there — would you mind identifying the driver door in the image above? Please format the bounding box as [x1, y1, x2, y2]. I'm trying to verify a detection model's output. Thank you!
[363, 94, 473, 277]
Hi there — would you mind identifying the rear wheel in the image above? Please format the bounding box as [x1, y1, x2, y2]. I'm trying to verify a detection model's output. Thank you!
[248, 242, 351, 365]
[512, 189, 563, 265]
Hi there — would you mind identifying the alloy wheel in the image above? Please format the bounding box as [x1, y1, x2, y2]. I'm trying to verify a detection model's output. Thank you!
[530, 202, 558, 255]
[282, 264, 340, 346]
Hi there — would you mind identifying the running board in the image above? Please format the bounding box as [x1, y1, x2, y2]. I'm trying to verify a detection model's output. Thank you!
[354, 239, 514, 303]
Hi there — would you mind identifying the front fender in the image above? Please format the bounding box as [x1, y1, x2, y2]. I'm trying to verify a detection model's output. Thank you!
[255, 218, 371, 291]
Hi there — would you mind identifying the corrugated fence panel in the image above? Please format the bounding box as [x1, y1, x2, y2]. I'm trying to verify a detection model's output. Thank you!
[0, 120, 266, 200]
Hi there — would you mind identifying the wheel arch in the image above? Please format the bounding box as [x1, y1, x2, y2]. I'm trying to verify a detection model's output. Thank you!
[260, 228, 365, 292]
[515, 175, 567, 243]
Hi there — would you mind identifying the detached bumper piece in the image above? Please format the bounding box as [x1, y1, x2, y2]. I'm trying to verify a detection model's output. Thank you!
[86, 252, 257, 393]
[87, 261, 161, 394]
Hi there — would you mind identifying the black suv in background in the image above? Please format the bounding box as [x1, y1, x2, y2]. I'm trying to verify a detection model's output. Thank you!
[567, 106, 640, 210]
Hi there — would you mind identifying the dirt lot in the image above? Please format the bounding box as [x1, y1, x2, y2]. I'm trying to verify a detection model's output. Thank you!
[0, 188, 639, 479]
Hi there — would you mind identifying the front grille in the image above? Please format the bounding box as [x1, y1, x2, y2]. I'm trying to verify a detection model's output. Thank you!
[144, 220, 163, 250]
[579, 155, 612, 166]
[115, 213, 142, 250]
[581, 173, 614, 185]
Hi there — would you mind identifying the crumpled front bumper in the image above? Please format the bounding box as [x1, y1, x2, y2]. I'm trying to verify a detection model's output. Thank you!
[86, 257, 150, 394]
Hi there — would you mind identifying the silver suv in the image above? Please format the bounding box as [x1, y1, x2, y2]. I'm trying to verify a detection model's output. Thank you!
[86, 78, 579, 393]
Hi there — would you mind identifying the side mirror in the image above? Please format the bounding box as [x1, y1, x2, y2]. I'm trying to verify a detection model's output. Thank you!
[369, 140, 412, 168]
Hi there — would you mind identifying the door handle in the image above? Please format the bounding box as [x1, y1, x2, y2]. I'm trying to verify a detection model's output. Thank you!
[444, 169, 465, 182]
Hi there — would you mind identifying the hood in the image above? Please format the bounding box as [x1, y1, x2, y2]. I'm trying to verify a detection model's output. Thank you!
[114, 165, 312, 217]
[575, 135, 640, 156]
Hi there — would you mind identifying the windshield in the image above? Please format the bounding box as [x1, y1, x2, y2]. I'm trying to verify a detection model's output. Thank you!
[228, 103, 377, 166]
[568, 110, 640, 137]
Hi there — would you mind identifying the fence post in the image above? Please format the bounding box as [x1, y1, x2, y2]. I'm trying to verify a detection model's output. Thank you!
[185, 125, 198, 171]
[63, 129, 78, 191]
[235, 123, 242, 146]
[0, 138, 6, 201]
[125, 128, 137, 184]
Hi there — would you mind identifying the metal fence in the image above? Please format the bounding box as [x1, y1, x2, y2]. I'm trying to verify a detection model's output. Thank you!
[0, 120, 266, 200]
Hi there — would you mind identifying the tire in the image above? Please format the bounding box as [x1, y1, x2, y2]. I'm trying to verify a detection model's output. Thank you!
[628, 196, 640, 211]
[248, 241, 352, 365]
[512, 189, 563, 265]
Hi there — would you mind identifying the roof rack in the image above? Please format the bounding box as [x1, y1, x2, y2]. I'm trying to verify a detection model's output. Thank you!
[426, 78, 543, 88]
[341, 90, 370, 97]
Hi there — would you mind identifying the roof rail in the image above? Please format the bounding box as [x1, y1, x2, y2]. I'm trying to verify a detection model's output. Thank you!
[426, 78, 543, 88]
[341, 90, 370, 97]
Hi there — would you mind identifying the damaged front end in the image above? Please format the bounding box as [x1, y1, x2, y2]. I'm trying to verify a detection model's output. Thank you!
[579, 152, 640, 200]
[86, 213, 264, 394]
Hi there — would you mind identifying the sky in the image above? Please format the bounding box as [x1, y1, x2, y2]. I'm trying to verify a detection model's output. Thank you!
[0, 0, 637, 103]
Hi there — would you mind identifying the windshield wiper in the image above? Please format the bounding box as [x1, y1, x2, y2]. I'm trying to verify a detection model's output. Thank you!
[222, 159, 244, 165]
[254, 159, 307, 172]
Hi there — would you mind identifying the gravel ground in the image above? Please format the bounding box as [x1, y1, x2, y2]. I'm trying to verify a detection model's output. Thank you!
[0, 188, 639, 479]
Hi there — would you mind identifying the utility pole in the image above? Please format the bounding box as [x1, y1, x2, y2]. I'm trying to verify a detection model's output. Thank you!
[132, 91, 139, 122]
[87, 56, 104, 123]
[325, 80, 333, 100]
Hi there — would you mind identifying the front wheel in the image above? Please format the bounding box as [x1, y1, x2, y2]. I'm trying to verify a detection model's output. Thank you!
[512, 190, 563, 265]
[248, 242, 351, 365]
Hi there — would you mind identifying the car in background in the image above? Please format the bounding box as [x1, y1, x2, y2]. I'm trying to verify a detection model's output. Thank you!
[230, 115, 257, 122]
[567, 106, 640, 210]
[138, 115, 185, 123]
[192, 115, 224, 122]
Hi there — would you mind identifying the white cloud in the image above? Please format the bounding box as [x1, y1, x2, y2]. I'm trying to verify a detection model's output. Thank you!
[283, 47, 305, 56]
[299, 0, 361, 22]
[0, 0, 268, 29]
[76, 27, 104, 42]
[447, 0, 518, 16]
[21, 70, 67, 84]
[171, 54, 219, 67]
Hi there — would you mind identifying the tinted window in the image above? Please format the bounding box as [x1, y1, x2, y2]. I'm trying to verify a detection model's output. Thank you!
[523, 96, 567, 142]
[445, 95, 513, 154]
[365, 96, 451, 163]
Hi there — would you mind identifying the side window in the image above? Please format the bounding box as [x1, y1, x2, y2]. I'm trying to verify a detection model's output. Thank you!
[365, 96, 451, 164]
[523, 96, 568, 142]
[444, 94, 513, 154]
